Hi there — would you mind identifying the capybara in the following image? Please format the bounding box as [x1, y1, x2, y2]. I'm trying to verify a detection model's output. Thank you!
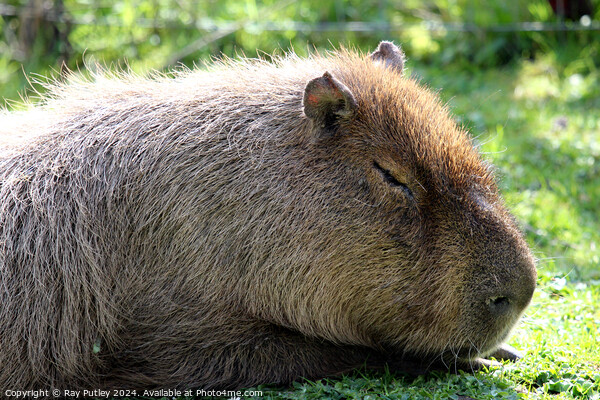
[0, 41, 536, 391]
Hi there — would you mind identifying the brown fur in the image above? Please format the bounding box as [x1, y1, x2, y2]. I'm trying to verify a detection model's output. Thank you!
[0, 42, 536, 391]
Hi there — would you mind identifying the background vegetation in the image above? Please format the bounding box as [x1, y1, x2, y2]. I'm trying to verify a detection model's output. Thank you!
[1, 0, 599, 399]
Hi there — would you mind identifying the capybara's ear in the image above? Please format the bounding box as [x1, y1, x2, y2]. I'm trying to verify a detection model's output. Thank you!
[303, 71, 357, 136]
[370, 41, 405, 74]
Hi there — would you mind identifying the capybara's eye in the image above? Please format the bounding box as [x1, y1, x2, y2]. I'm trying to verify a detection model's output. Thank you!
[373, 161, 413, 199]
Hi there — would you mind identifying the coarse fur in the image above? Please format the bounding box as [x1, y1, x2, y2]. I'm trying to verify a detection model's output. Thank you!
[0, 42, 537, 391]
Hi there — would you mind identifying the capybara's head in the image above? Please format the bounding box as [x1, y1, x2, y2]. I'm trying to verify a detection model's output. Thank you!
[243, 42, 536, 362]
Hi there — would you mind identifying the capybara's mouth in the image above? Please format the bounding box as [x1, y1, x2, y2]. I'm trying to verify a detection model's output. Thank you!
[436, 330, 512, 363]
[442, 346, 490, 362]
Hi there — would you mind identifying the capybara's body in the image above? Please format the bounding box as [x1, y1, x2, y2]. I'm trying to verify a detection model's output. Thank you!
[0, 42, 536, 391]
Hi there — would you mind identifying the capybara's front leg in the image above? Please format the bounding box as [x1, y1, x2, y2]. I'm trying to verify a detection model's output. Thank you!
[101, 319, 383, 390]
[199, 328, 384, 389]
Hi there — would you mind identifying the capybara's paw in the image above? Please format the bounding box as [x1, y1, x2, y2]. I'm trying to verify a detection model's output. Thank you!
[486, 343, 524, 362]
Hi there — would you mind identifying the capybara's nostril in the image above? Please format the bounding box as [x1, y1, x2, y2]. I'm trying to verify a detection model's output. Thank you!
[487, 296, 512, 316]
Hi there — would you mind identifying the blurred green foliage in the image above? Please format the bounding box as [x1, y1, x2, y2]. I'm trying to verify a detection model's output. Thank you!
[1, 0, 599, 102]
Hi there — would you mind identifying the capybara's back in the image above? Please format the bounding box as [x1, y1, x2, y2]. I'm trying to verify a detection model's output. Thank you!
[0, 42, 536, 391]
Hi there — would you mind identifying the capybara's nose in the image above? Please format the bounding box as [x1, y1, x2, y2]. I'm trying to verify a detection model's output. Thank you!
[486, 295, 512, 316]
[485, 291, 528, 320]
[486, 265, 536, 319]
